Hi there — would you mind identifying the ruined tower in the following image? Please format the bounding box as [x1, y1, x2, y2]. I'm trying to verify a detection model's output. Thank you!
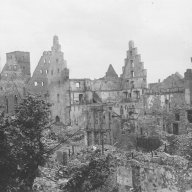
[121, 41, 147, 100]
[47, 35, 70, 124]
[0, 51, 30, 113]
[1, 51, 30, 81]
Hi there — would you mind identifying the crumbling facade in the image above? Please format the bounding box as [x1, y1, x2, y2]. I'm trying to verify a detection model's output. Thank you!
[0, 51, 30, 113]
[28, 36, 70, 124]
[1, 36, 192, 144]
[143, 70, 192, 136]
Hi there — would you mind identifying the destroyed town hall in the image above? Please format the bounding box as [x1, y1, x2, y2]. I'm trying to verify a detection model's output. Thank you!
[1, 36, 192, 146]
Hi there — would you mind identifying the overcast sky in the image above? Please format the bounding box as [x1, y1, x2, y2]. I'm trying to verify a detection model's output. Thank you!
[0, 0, 192, 83]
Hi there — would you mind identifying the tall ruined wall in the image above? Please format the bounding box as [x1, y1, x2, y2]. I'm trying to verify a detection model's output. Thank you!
[0, 80, 25, 113]
[47, 36, 70, 124]
[1, 51, 30, 81]
[49, 79, 70, 124]
[27, 51, 51, 95]
[121, 41, 147, 90]
[0, 51, 30, 113]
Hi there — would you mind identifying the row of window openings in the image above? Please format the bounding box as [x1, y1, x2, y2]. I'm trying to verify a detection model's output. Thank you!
[8, 65, 17, 70]
[123, 91, 140, 99]
[40, 68, 60, 75]
[43, 58, 59, 64]
[34, 81, 44, 86]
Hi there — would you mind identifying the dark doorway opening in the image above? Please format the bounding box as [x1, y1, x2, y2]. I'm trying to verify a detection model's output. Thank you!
[55, 115, 60, 123]
[173, 123, 179, 135]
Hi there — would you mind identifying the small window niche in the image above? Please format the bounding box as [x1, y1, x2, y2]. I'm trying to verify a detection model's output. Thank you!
[55, 116, 60, 123]
[131, 71, 134, 78]
[130, 60, 134, 68]
[187, 110, 192, 123]
[14, 95, 18, 105]
[175, 113, 180, 121]
[40, 69, 43, 74]
[34, 81, 38, 86]
[76, 82, 80, 88]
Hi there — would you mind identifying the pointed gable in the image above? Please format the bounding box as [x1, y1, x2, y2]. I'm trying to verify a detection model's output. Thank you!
[105, 64, 118, 78]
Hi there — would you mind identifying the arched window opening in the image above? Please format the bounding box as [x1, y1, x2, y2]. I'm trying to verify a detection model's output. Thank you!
[55, 116, 60, 123]
[131, 71, 134, 78]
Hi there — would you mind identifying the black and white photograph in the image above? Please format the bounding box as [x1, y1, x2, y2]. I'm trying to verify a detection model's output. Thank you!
[1, 0, 192, 191]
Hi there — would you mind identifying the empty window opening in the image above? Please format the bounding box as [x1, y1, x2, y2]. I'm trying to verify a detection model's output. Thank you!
[175, 113, 180, 121]
[76, 82, 80, 88]
[131, 81, 134, 88]
[130, 60, 134, 68]
[165, 99, 169, 104]
[131, 71, 134, 78]
[45, 70, 48, 74]
[40, 69, 43, 74]
[57, 94, 60, 103]
[79, 94, 83, 104]
[187, 110, 192, 123]
[120, 106, 124, 115]
[173, 123, 179, 135]
[55, 116, 60, 123]
[109, 112, 111, 121]
[135, 91, 140, 99]
[34, 82, 38, 86]
[14, 95, 18, 105]
[42, 82, 44, 86]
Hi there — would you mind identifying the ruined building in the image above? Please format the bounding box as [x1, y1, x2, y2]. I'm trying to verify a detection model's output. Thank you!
[1, 36, 192, 145]
[28, 36, 70, 124]
[0, 51, 30, 113]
